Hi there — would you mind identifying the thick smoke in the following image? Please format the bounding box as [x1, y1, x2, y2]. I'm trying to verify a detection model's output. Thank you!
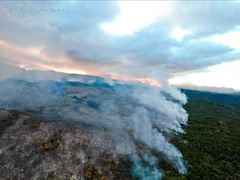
[125, 84, 188, 178]
[0, 67, 188, 179]
[133, 154, 163, 180]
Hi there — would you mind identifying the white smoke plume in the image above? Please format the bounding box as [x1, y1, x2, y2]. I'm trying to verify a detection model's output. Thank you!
[127, 85, 188, 178]
[0, 65, 188, 179]
[96, 78, 189, 178]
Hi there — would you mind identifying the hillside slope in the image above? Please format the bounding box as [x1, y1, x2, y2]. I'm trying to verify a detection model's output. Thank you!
[0, 109, 134, 180]
[165, 92, 240, 180]
[0, 79, 188, 180]
[181, 89, 240, 107]
[1, 80, 240, 179]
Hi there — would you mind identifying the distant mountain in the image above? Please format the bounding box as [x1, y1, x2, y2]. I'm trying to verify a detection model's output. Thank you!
[0, 63, 108, 84]
[174, 84, 238, 94]
[2, 63, 239, 95]
[182, 89, 240, 107]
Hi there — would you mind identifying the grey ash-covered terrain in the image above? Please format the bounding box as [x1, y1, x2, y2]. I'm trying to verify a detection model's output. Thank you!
[0, 109, 134, 180]
[0, 78, 188, 180]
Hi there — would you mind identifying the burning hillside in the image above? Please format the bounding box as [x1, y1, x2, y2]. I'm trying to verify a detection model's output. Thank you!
[0, 76, 188, 180]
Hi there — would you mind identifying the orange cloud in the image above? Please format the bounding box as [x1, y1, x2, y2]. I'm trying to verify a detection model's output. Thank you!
[0, 39, 163, 87]
[0, 40, 87, 75]
[122, 77, 162, 87]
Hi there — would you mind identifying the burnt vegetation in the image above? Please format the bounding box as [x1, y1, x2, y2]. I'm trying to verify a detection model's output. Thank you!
[37, 133, 60, 151]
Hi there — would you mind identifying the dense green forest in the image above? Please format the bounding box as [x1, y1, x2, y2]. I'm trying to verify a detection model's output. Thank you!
[163, 90, 240, 180]
[181, 89, 240, 107]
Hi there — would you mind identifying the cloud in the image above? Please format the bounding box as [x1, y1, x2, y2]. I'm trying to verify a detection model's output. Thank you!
[170, 60, 240, 90]
[172, 40, 233, 61]
[170, 1, 240, 38]
[0, 1, 240, 83]
[169, 39, 236, 70]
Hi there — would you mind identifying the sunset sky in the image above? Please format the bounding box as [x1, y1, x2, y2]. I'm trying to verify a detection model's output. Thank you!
[1, 1, 240, 89]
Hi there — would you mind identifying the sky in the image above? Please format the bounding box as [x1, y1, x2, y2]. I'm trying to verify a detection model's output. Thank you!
[0, 1, 240, 90]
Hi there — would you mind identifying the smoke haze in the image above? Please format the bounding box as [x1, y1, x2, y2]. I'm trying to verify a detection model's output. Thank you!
[0, 65, 188, 179]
